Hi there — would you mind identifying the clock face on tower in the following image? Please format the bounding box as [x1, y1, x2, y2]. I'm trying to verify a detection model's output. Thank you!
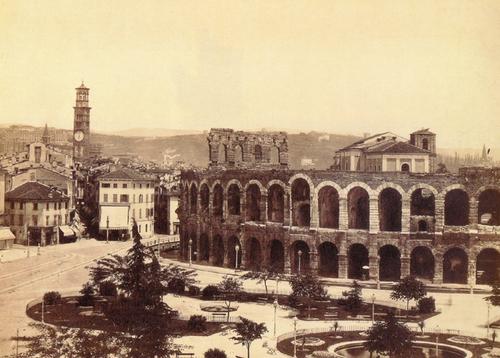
[74, 130, 85, 142]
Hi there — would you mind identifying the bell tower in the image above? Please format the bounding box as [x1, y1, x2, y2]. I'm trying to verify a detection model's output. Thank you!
[73, 82, 91, 160]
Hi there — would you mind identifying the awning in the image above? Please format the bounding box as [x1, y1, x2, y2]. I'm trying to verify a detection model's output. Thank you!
[99, 205, 130, 230]
[59, 225, 75, 237]
[0, 227, 15, 241]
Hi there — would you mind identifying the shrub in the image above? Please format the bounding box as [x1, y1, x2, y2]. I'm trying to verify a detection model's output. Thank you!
[188, 285, 201, 296]
[204, 348, 227, 358]
[168, 278, 186, 294]
[187, 314, 207, 332]
[287, 294, 300, 308]
[417, 296, 436, 314]
[43, 291, 62, 305]
[202, 285, 220, 300]
[99, 281, 117, 297]
[78, 282, 95, 307]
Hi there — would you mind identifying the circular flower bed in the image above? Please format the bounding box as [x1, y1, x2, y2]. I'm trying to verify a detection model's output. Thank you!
[292, 337, 325, 347]
[200, 305, 238, 313]
[447, 336, 485, 345]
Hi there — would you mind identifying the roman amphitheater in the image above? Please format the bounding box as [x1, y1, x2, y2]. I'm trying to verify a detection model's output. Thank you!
[179, 129, 500, 287]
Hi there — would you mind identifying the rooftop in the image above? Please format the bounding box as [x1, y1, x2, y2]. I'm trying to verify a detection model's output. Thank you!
[5, 181, 68, 201]
[98, 167, 154, 181]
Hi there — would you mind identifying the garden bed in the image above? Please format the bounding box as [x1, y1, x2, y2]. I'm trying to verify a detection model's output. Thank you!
[26, 296, 228, 337]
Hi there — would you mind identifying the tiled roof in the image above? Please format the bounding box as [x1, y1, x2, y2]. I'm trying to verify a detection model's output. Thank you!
[98, 168, 153, 181]
[5, 181, 68, 201]
[366, 141, 430, 154]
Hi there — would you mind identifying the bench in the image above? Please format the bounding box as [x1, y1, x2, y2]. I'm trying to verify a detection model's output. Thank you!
[176, 353, 194, 358]
[257, 297, 268, 305]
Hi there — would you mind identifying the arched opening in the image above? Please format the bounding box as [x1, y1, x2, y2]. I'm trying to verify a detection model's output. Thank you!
[318, 242, 338, 277]
[246, 237, 262, 271]
[478, 189, 500, 225]
[411, 188, 435, 216]
[379, 245, 401, 281]
[443, 248, 468, 284]
[212, 235, 224, 267]
[348, 244, 369, 279]
[189, 184, 198, 214]
[200, 184, 210, 212]
[245, 184, 261, 221]
[254, 145, 263, 161]
[292, 178, 311, 227]
[227, 236, 242, 269]
[410, 246, 435, 281]
[270, 146, 280, 164]
[268, 184, 284, 223]
[422, 138, 429, 150]
[218, 143, 227, 163]
[291, 240, 310, 274]
[318, 186, 339, 228]
[270, 240, 285, 273]
[199, 233, 210, 262]
[234, 144, 243, 163]
[476, 248, 500, 285]
[401, 163, 410, 172]
[348, 187, 369, 230]
[227, 184, 241, 215]
[445, 189, 469, 226]
[213, 184, 224, 218]
[379, 188, 402, 232]
[418, 220, 428, 232]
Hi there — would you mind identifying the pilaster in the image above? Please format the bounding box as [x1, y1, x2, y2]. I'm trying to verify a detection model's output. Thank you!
[469, 199, 478, 225]
[338, 197, 348, 230]
[435, 198, 445, 231]
[369, 198, 379, 233]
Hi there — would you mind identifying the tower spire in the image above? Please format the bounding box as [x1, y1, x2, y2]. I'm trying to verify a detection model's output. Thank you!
[41, 123, 50, 145]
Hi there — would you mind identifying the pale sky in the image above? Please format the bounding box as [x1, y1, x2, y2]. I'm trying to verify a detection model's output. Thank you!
[1, 0, 499, 148]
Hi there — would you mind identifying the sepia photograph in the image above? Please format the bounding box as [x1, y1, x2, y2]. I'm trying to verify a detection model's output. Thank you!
[0, 1, 499, 357]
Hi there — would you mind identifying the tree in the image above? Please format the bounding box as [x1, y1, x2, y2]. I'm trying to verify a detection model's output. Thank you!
[204, 348, 227, 358]
[340, 280, 364, 316]
[364, 312, 414, 358]
[78, 282, 95, 306]
[436, 163, 449, 174]
[484, 280, 500, 306]
[218, 276, 243, 322]
[391, 276, 427, 317]
[241, 266, 283, 297]
[290, 274, 329, 318]
[231, 317, 267, 358]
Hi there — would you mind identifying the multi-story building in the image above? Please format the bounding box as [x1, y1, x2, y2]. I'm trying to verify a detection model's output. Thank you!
[333, 129, 437, 173]
[97, 168, 155, 239]
[5, 182, 72, 245]
[180, 129, 500, 288]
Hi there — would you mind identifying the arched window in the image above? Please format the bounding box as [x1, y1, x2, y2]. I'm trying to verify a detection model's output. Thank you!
[254, 145, 263, 161]
[401, 163, 410, 172]
[139, 194, 143, 203]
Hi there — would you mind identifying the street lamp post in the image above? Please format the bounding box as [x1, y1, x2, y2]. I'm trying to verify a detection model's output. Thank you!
[487, 303, 491, 339]
[435, 325, 440, 356]
[371, 293, 376, 323]
[106, 216, 109, 244]
[41, 299, 45, 323]
[188, 239, 193, 267]
[298, 250, 302, 274]
[293, 316, 298, 358]
[273, 298, 278, 338]
[235, 244, 240, 270]
[275, 276, 280, 296]
[26, 231, 30, 258]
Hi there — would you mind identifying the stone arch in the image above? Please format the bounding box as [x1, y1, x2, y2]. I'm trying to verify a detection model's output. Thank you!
[410, 187, 435, 216]
[347, 186, 369, 230]
[270, 239, 285, 272]
[291, 240, 310, 274]
[318, 185, 340, 229]
[348, 243, 369, 279]
[244, 179, 267, 195]
[444, 188, 469, 226]
[227, 236, 242, 269]
[245, 184, 261, 221]
[379, 188, 402, 232]
[189, 183, 198, 215]
[401, 163, 410, 172]
[477, 187, 500, 225]
[410, 246, 435, 281]
[212, 235, 224, 267]
[218, 143, 228, 163]
[318, 241, 338, 277]
[291, 177, 311, 227]
[476, 248, 500, 285]
[270, 146, 280, 164]
[212, 184, 224, 218]
[200, 183, 210, 212]
[268, 183, 285, 223]
[199, 233, 210, 262]
[407, 183, 439, 198]
[379, 245, 401, 281]
[375, 182, 407, 199]
[443, 247, 468, 284]
[245, 237, 262, 271]
[234, 144, 243, 163]
[227, 183, 241, 216]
